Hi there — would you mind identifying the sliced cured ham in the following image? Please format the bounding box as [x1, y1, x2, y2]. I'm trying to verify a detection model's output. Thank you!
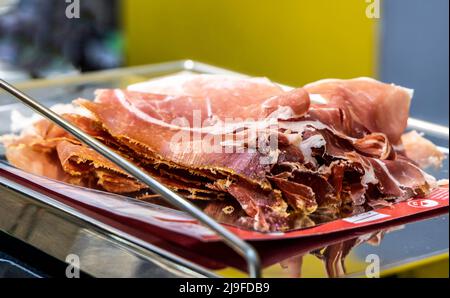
[304, 77, 413, 144]
[401, 130, 445, 169]
[128, 73, 285, 103]
[76, 88, 309, 187]
[3, 137, 84, 186]
[1, 74, 443, 232]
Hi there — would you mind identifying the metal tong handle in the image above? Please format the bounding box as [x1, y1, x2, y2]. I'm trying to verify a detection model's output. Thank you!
[0, 78, 261, 278]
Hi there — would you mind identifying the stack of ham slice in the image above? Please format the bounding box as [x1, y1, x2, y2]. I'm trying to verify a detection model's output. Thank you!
[1, 74, 444, 232]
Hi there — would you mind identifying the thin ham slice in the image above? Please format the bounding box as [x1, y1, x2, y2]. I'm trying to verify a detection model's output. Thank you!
[128, 73, 285, 104]
[304, 77, 413, 144]
[401, 130, 445, 169]
[4, 137, 84, 187]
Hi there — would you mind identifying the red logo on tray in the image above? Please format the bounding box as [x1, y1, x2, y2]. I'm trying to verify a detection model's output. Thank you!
[407, 199, 439, 208]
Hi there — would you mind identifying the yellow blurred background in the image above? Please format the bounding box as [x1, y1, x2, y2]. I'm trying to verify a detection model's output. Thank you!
[123, 0, 378, 86]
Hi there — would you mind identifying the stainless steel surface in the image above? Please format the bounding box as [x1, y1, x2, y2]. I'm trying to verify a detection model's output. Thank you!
[0, 77, 261, 278]
[0, 60, 448, 278]
[0, 173, 213, 278]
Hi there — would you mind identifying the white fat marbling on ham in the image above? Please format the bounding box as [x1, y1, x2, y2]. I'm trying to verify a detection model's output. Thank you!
[300, 134, 326, 166]
[360, 160, 379, 186]
[279, 120, 329, 134]
[266, 106, 296, 120]
[372, 159, 406, 195]
[205, 97, 213, 118]
[113, 89, 186, 131]
[309, 94, 328, 104]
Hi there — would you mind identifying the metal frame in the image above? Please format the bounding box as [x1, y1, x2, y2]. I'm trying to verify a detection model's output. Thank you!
[0, 172, 218, 278]
[1, 59, 449, 278]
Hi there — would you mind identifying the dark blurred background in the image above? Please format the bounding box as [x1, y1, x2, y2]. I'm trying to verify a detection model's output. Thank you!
[0, 0, 448, 125]
[0, 0, 121, 78]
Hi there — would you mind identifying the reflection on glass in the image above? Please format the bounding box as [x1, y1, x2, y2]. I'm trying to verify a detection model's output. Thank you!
[260, 226, 406, 278]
